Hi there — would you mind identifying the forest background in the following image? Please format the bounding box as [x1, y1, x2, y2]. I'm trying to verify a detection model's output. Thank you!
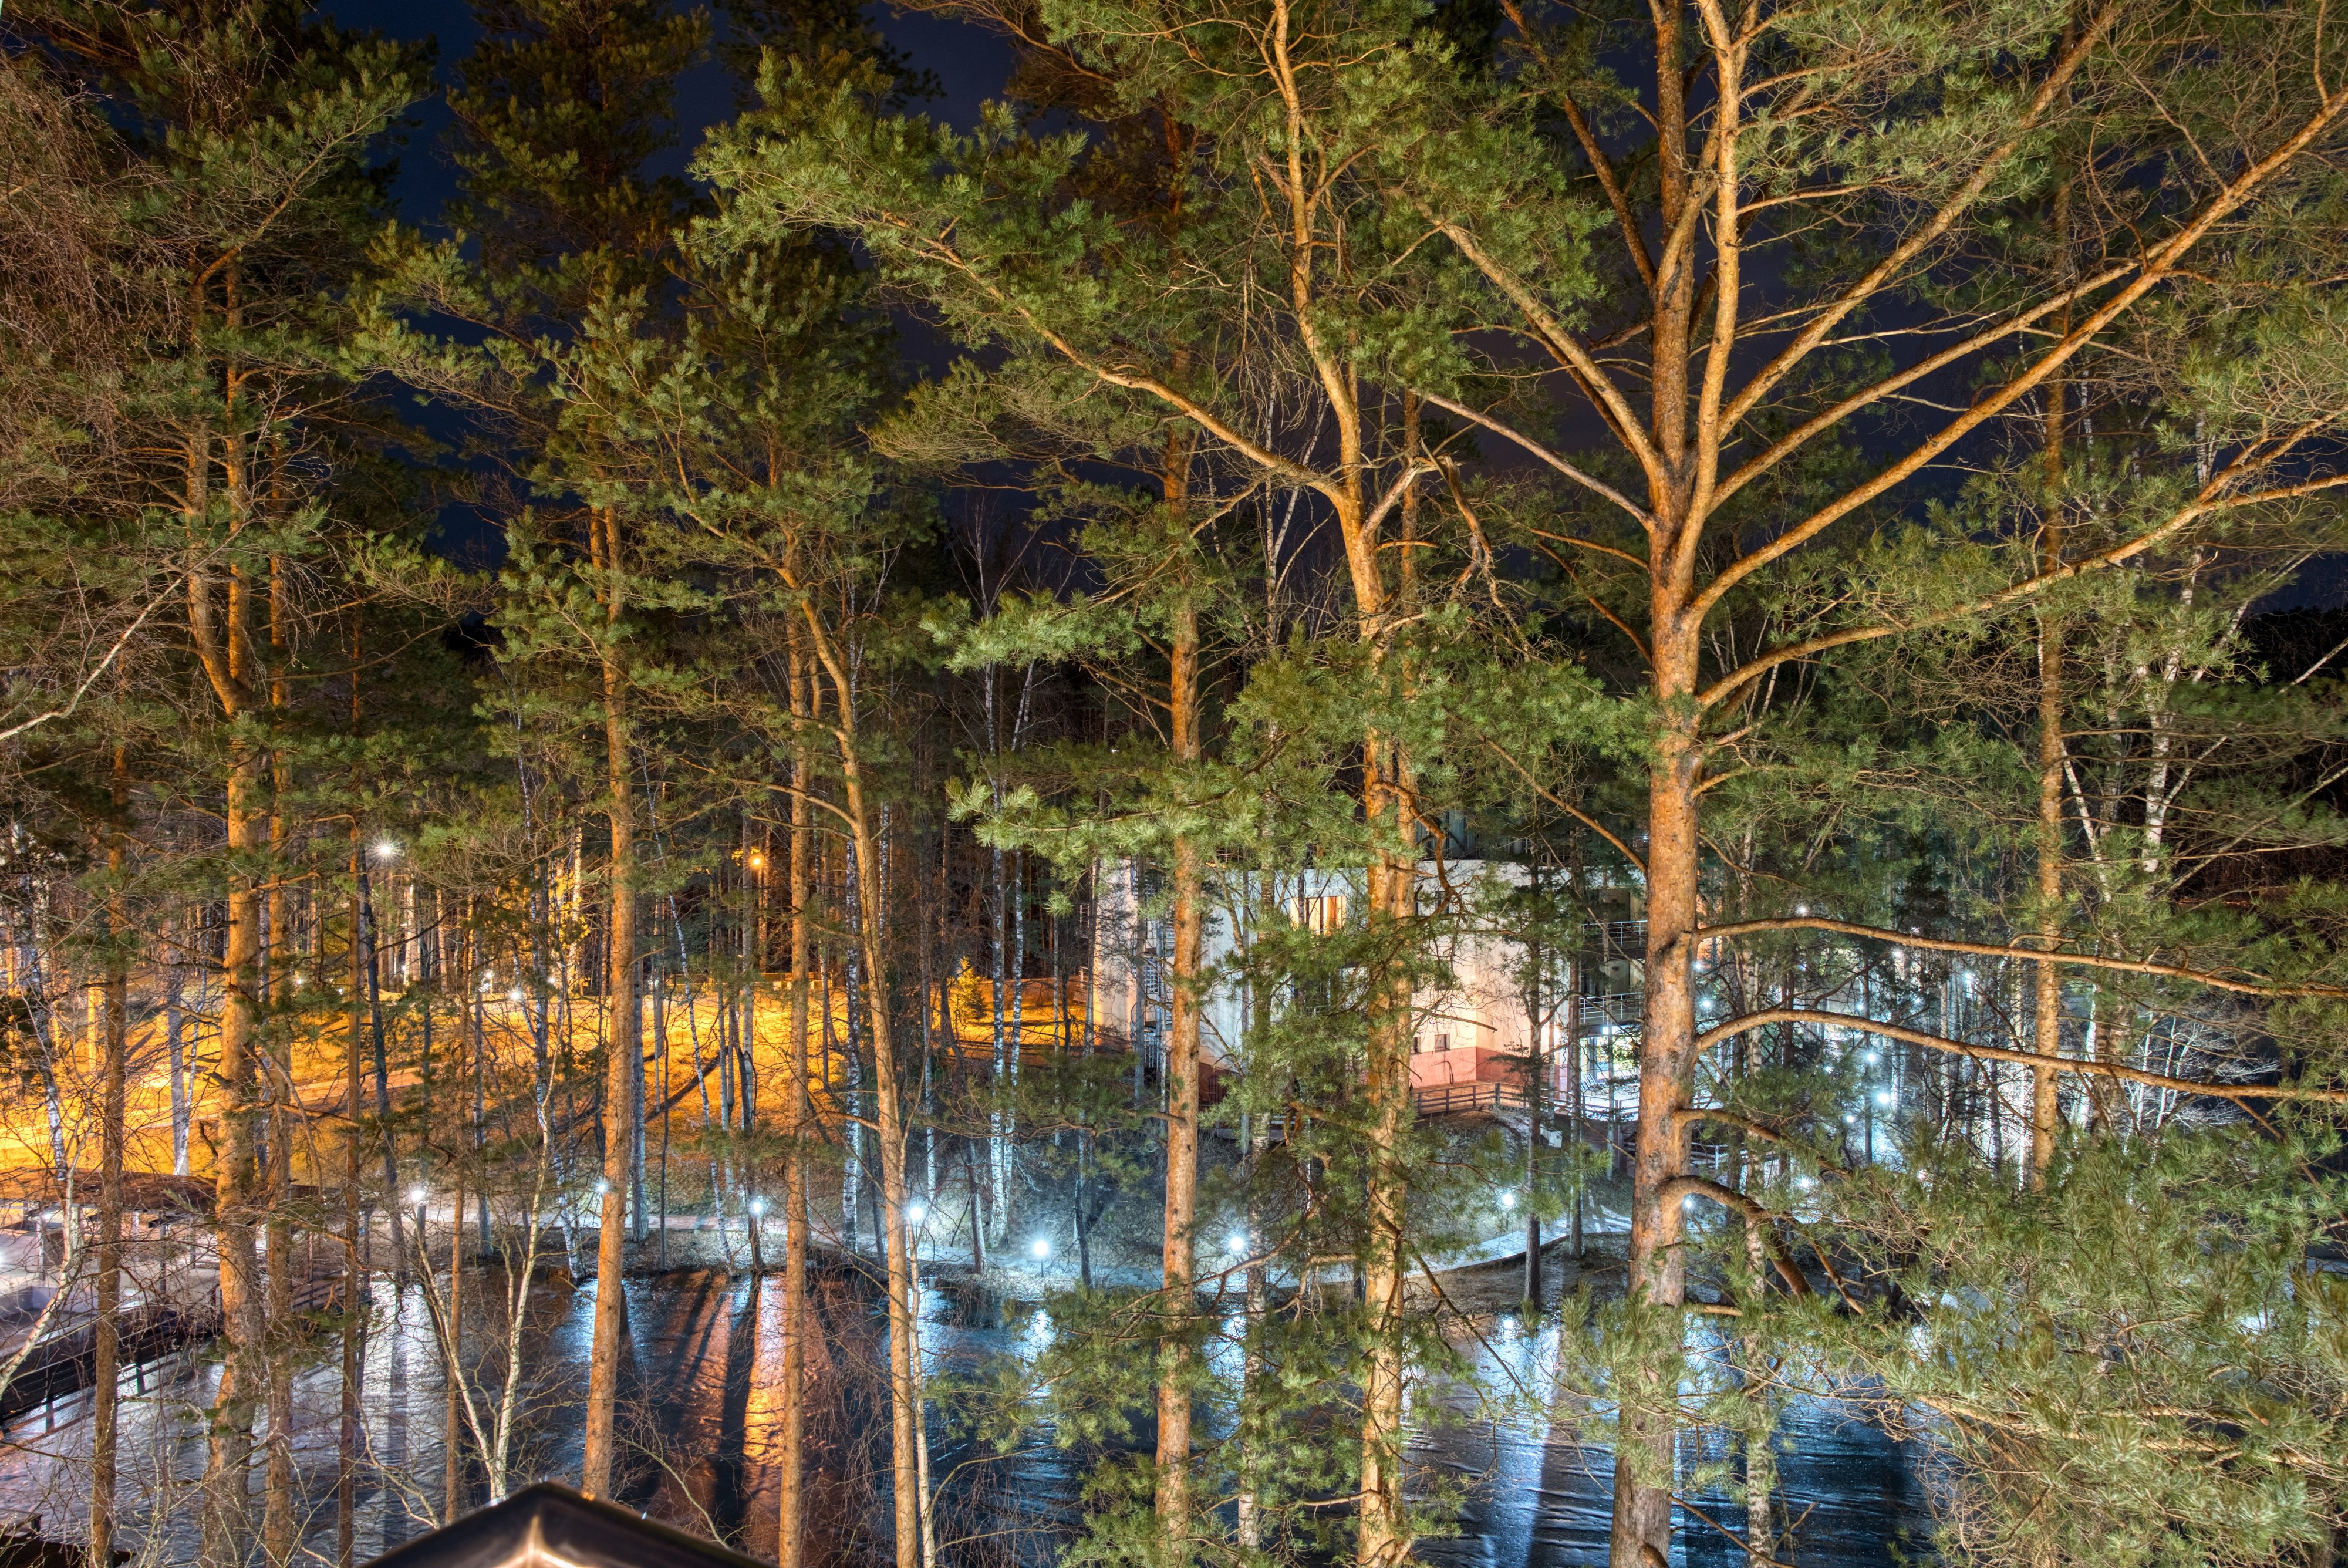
[4, 0, 2348, 1567]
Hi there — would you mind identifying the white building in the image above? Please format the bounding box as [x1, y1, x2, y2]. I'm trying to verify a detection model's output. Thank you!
[1087, 857, 1647, 1121]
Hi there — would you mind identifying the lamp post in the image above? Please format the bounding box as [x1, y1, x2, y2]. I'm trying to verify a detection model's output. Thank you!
[748, 1196, 766, 1274]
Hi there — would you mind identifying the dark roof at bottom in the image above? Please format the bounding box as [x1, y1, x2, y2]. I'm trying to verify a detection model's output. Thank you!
[363, 1484, 768, 1568]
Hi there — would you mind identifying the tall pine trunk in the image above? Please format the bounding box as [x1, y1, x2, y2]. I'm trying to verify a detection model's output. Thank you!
[195, 548, 267, 1568]
[1615, 613, 1704, 1568]
[583, 504, 640, 1498]
[1352, 400, 1415, 1568]
[1153, 600, 1203, 1539]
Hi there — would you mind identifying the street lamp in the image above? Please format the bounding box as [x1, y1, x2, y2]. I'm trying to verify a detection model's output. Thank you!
[1030, 1237, 1051, 1263]
[374, 839, 400, 861]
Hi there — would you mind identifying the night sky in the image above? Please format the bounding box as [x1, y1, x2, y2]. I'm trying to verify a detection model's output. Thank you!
[318, 0, 1014, 564]
[322, 0, 1013, 227]
[316, 0, 2348, 616]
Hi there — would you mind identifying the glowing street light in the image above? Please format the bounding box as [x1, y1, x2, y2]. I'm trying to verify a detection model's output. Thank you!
[906, 1202, 926, 1226]
[748, 1196, 767, 1218]
[373, 839, 400, 861]
[408, 1185, 427, 1206]
[1030, 1237, 1051, 1262]
[595, 1179, 610, 1198]
[1499, 1191, 1517, 1211]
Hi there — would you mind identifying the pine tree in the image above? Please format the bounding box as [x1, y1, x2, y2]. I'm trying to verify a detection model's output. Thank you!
[363, 0, 710, 1494]
[3, 6, 419, 1559]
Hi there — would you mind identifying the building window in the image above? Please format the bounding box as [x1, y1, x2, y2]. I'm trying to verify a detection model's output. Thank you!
[1293, 893, 1348, 935]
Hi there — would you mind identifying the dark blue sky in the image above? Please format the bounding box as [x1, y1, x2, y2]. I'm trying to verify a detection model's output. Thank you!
[322, 0, 1013, 562]
[325, 0, 1013, 226]
[318, 0, 2346, 613]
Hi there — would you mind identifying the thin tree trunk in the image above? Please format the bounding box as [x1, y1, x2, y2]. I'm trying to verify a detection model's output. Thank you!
[790, 586, 922, 1568]
[655, 945, 670, 1271]
[340, 821, 365, 1567]
[168, 943, 191, 1176]
[1236, 872, 1276, 1552]
[2032, 361, 2069, 1179]
[778, 629, 812, 1568]
[263, 561, 297, 1566]
[1523, 881, 1544, 1308]
[444, 1167, 465, 1522]
[848, 794, 920, 1568]
[90, 747, 129, 1568]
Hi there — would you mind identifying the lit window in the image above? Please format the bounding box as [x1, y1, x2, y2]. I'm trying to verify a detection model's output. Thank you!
[1293, 894, 1348, 935]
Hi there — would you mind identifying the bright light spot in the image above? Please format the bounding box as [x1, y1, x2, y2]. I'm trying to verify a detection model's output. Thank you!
[1500, 1191, 1517, 1211]
[906, 1203, 926, 1225]
[1796, 1176, 1816, 1192]
[1876, 1091, 1894, 1107]
[595, 1179, 610, 1198]
[1227, 1232, 1247, 1254]
[508, 988, 524, 1003]
[1796, 904, 1808, 916]
[408, 1185, 427, 1206]
[1864, 1051, 1880, 1065]
[1030, 1238, 1051, 1260]
[748, 1198, 767, 1218]
[1843, 1113, 1857, 1125]
[1681, 1193, 1698, 1209]
[373, 839, 400, 861]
